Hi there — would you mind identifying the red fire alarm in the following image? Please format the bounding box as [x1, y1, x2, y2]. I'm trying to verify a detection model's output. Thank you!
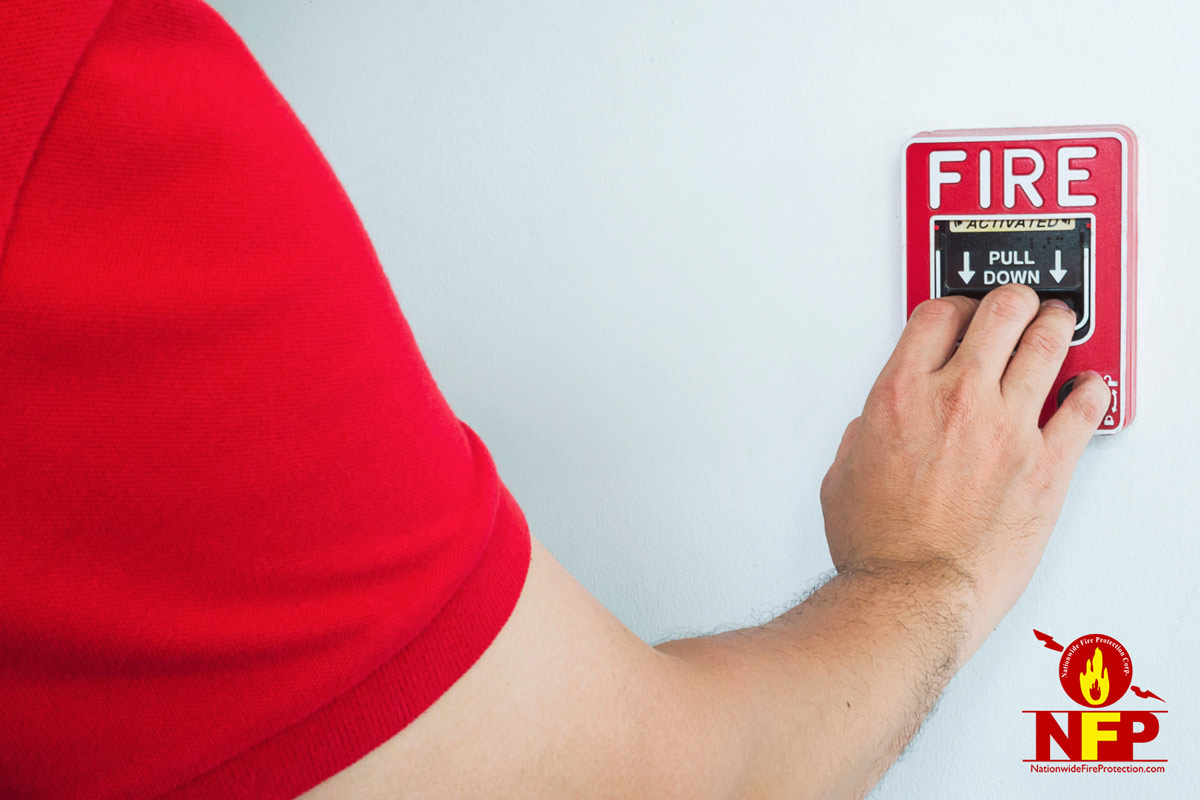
[903, 125, 1138, 434]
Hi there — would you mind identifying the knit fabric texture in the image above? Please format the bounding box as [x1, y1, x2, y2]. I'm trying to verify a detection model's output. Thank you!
[0, 1, 532, 797]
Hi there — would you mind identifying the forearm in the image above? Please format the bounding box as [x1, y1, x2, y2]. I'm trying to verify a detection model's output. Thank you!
[296, 290, 1104, 799]
[655, 558, 980, 800]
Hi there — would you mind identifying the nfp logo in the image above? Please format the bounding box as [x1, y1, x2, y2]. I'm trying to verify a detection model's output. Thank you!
[1026, 631, 1167, 769]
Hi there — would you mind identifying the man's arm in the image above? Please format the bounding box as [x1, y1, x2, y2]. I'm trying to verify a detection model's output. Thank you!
[299, 284, 1111, 800]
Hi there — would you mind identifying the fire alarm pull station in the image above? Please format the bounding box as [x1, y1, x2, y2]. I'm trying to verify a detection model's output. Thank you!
[903, 125, 1138, 434]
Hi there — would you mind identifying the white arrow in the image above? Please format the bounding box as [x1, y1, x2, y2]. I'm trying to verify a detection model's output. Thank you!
[1050, 250, 1067, 283]
[958, 252, 975, 284]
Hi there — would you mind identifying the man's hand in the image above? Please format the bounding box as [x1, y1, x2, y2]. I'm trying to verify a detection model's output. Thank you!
[300, 284, 1109, 800]
[821, 285, 1111, 651]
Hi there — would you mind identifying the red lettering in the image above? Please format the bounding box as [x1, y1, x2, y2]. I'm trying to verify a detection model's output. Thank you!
[1035, 711, 1080, 761]
[1033, 711, 1162, 761]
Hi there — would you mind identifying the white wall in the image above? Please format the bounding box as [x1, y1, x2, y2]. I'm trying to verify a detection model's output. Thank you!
[208, 2, 1198, 795]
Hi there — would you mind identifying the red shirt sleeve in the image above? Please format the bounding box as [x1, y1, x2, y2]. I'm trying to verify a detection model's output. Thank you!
[0, 1, 532, 798]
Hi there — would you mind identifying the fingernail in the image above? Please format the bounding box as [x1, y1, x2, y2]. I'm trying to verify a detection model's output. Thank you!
[1042, 299, 1072, 312]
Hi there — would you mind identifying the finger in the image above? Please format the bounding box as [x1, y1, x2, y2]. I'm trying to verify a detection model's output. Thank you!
[951, 284, 1041, 382]
[1042, 371, 1111, 466]
[1001, 299, 1077, 416]
[886, 296, 979, 376]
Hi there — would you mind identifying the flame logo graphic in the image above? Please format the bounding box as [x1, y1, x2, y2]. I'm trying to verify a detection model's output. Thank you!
[1079, 647, 1110, 706]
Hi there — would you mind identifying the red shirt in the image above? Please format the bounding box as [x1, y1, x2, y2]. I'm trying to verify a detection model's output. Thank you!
[0, 1, 531, 798]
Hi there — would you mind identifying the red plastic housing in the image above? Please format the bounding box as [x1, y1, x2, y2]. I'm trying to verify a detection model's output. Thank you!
[903, 125, 1138, 434]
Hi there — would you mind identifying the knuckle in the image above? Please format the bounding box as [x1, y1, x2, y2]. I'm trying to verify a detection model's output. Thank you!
[820, 467, 841, 507]
[841, 416, 862, 445]
[1022, 325, 1068, 362]
[870, 374, 914, 418]
[934, 375, 978, 429]
[986, 284, 1037, 323]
